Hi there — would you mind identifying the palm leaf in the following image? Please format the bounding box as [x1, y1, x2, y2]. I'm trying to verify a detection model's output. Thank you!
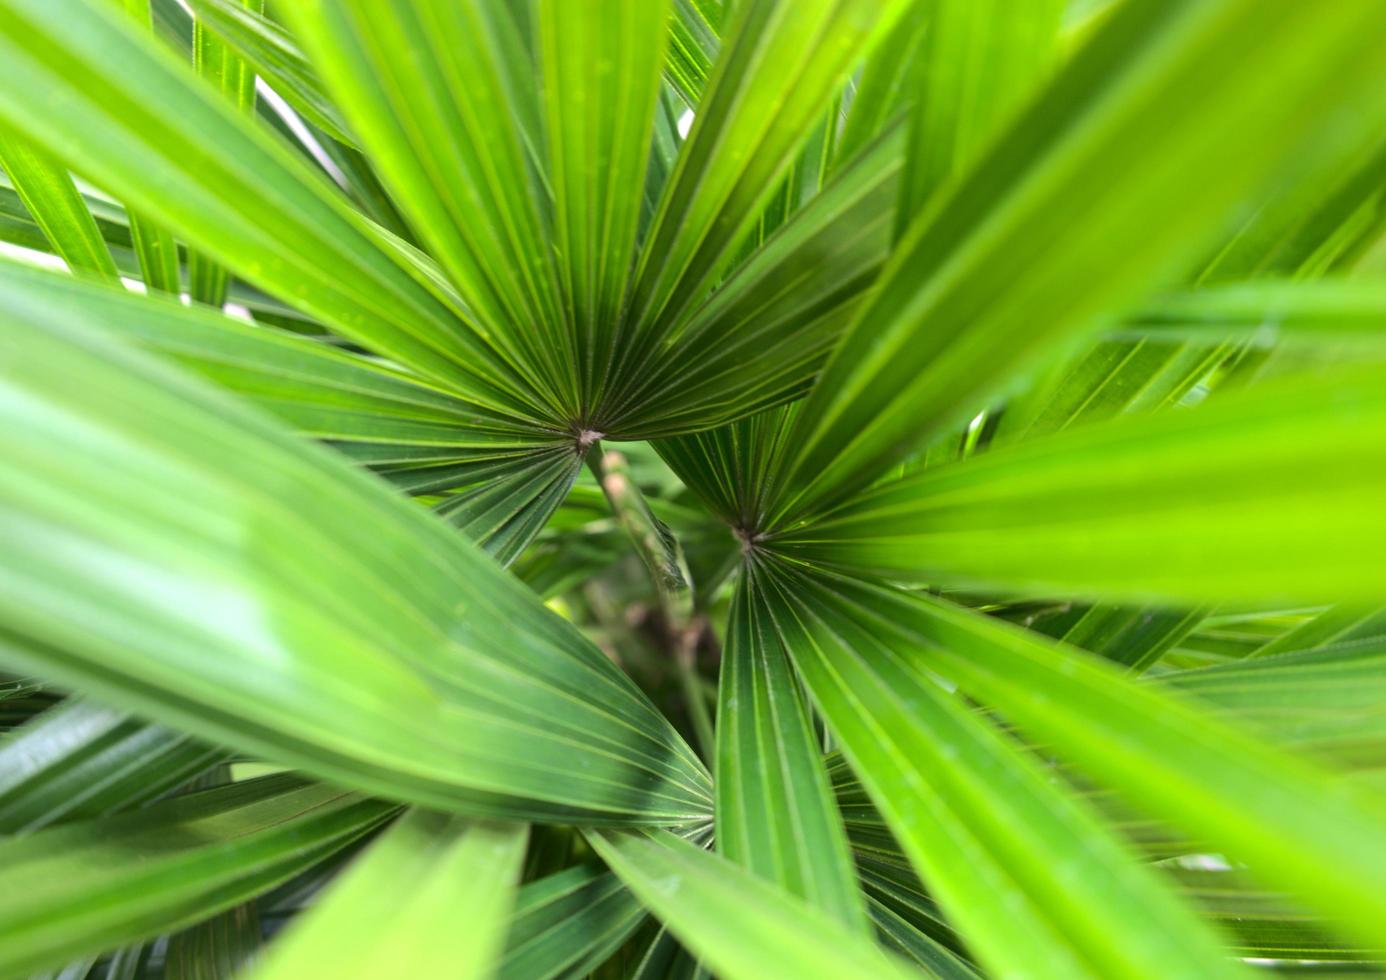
[253, 811, 527, 980]
[0, 774, 395, 978]
[0, 282, 711, 821]
[769, 0, 1386, 524]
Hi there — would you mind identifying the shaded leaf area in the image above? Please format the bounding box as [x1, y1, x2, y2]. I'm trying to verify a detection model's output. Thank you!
[165, 902, 262, 980]
[497, 863, 647, 980]
[0, 698, 224, 834]
[0, 774, 396, 978]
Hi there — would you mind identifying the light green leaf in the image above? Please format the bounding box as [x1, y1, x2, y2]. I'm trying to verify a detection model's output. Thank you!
[896, 0, 1063, 235]
[829, 579, 1386, 950]
[759, 562, 1239, 979]
[715, 569, 866, 931]
[538, 0, 669, 419]
[770, 0, 1386, 525]
[0, 127, 119, 281]
[777, 363, 1386, 605]
[0, 280, 712, 822]
[279, 0, 570, 413]
[588, 829, 924, 980]
[0, 261, 572, 560]
[1158, 636, 1386, 764]
[185, 0, 354, 146]
[0, 0, 533, 411]
[833, 6, 927, 171]
[254, 811, 527, 980]
[1122, 279, 1386, 346]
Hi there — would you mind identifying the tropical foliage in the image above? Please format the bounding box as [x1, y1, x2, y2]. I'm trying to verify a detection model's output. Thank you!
[2, 0, 1386, 976]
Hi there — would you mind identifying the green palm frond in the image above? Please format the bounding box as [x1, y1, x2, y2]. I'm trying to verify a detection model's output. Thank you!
[2, 0, 1385, 977]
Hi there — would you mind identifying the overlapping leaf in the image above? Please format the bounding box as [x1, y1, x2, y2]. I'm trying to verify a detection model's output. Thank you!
[769, 0, 1386, 524]
[0, 287, 712, 822]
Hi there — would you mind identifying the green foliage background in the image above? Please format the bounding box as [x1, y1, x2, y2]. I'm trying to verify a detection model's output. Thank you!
[2, 0, 1386, 977]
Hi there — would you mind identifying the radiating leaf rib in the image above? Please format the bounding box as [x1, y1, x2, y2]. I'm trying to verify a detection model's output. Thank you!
[0, 774, 395, 979]
[588, 830, 924, 980]
[775, 363, 1386, 605]
[613, 0, 908, 394]
[0, 0, 537, 414]
[497, 864, 646, 980]
[254, 811, 527, 980]
[185, 0, 354, 146]
[758, 563, 1240, 980]
[715, 569, 867, 931]
[655, 405, 802, 606]
[0, 262, 562, 544]
[0, 698, 223, 834]
[433, 448, 585, 567]
[279, 0, 572, 416]
[827, 579, 1386, 950]
[0, 127, 119, 281]
[537, 0, 669, 419]
[619, 123, 905, 436]
[770, 0, 1386, 525]
[0, 285, 712, 823]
